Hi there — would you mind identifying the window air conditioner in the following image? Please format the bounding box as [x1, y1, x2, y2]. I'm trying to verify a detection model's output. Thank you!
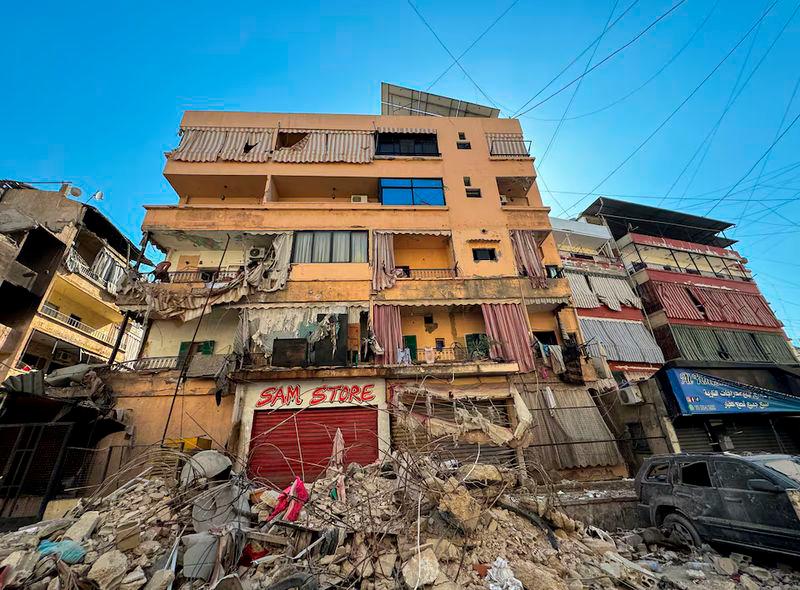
[618, 384, 644, 405]
[499, 195, 509, 205]
[351, 195, 369, 204]
[249, 247, 267, 260]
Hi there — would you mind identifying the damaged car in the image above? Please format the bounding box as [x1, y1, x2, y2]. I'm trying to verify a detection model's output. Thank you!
[635, 453, 800, 557]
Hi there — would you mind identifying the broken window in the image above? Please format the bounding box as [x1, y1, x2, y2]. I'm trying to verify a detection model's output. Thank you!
[376, 133, 439, 156]
[680, 461, 712, 487]
[645, 462, 670, 483]
[715, 461, 764, 490]
[292, 231, 368, 263]
[472, 248, 497, 261]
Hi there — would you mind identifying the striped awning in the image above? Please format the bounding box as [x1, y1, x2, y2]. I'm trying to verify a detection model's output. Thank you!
[377, 127, 437, 134]
[375, 229, 451, 236]
[170, 127, 228, 162]
[272, 130, 375, 164]
[485, 132, 529, 157]
[219, 128, 274, 162]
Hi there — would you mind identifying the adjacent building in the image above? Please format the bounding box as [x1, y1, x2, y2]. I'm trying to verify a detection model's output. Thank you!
[114, 85, 626, 485]
[578, 198, 800, 459]
[0, 181, 144, 378]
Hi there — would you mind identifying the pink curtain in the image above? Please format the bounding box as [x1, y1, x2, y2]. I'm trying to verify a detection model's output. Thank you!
[373, 305, 403, 364]
[372, 232, 396, 292]
[510, 230, 547, 287]
[480, 303, 535, 373]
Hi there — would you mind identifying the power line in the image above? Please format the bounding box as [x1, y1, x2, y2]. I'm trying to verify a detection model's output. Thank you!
[523, 0, 720, 123]
[705, 108, 800, 215]
[663, 1, 798, 204]
[514, 0, 687, 117]
[407, 0, 506, 111]
[425, 0, 520, 91]
[537, 0, 620, 170]
[561, 2, 778, 216]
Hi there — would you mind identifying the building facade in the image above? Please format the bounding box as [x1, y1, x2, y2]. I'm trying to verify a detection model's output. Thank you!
[0, 182, 144, 379]
[578, 198, 800, 459]
[114, 88, 626, 484]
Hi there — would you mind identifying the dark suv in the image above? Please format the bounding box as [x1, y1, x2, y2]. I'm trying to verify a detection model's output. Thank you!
[635, 453, 800, 557]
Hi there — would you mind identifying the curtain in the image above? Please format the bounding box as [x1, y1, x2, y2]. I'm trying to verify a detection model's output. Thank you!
[372, 232, 397, 292]
[351, 232, 368, 263]
[373, 305, 403, 364]
[293, 232, 313, 263]
[509, 230, 547, 287]
[565, 272, 599, 308]
[586, 275, 641, 311]
[480, 303, 535, 373]
[312, 231, 332, 262]
[332, 232, 350, 262]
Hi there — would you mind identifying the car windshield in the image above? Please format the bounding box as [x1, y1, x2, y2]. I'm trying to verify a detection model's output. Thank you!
[762, 457, 800, 484]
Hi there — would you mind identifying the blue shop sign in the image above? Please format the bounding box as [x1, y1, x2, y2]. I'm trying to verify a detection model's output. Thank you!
[665, 368, 800, 415]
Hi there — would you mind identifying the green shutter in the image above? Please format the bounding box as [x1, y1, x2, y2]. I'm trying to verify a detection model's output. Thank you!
[199, 340, 216, 355]
[178, 341, 192, 358]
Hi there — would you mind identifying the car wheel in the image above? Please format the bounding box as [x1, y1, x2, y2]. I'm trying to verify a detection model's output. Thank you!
[662, 513, 702, 548]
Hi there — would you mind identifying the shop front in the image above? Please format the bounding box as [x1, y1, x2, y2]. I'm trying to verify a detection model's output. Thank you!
[237, 377, 388, 488]
[657, 364, 800, 455]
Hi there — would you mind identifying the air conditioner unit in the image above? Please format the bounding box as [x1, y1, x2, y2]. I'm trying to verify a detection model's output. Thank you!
[248, 247, 267, 260]
[618, 384, 644, 405]
[499, 195, 509, 205]
[351, 195, 369, 204]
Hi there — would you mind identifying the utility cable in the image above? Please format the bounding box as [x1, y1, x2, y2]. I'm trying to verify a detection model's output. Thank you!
[538, 0, 620, 170]
[663, 1, 798, 204]
[514, 0, 687, 117]
[524, 0, 720, 123]
[425, 0, 520, 91]
[561, 2, 778, 216]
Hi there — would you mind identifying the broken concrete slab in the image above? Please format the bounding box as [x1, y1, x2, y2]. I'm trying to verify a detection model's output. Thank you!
[401, 547, 440, 589]
[143, 570, 175, 590]
[87, 550, 128, 590]
[63, 510, 101, 542]
[438, 479, 481, 532]
[120, 566, 147, 590]
[711, 556, 737, 576]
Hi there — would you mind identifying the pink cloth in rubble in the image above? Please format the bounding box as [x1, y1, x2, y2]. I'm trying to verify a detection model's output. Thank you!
[266, 476, 309, 522]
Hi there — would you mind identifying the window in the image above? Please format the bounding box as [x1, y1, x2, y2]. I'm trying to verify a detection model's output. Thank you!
[532, 331, 558, 345]
[466, 188, 482, 198]
[376, 133, 439, 156]
[472, 248, 497, 261]
[645, 462, 670, 483]
[424, 314, 434, 325]
[545, 265, 563, 279]
[179, 340, 216, 365]
[457, 141, 472, 150]
[463, 176, 471, 187]
[292, 231, 368, 263]
[680, 461, 712, 487]
[458, 132, 466, 140]
[379, 178, 445, 206]
[716, 461, 764, 490]
[435, 338, 445, 351]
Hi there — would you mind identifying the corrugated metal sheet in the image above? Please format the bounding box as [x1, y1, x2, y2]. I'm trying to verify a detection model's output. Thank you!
[687, 286, 781, 328]
[579, 317, 664, 364]
[518, 378, 623, 469]
[670, 324, 796, 363]
[672, 421, 714, 453]
[643, 282, 705, 320]
[170, 127, 227, 162]
[485, 133, 528, 156]
[272, 131, 375, 163]
[377, 127, 436, 134]
[587, 275, 641, 310]
[219, 128, 274, 162]
[728, 420, 784, 454]
[248, 407, 378, 488]
[566, 271, 600, 308]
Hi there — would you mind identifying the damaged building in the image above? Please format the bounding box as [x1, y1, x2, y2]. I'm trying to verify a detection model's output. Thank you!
[110, 84, 627, 488]
[0, 181, 147, 524]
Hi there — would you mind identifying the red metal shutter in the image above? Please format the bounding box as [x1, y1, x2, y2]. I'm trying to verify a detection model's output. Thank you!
[248, 407, 379, 489]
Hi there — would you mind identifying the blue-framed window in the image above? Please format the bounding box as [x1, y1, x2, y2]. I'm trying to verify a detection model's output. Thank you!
[379, 178, 445, 206]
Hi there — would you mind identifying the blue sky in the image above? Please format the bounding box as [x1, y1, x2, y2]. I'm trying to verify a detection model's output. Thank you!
[3, 0, 800, 342]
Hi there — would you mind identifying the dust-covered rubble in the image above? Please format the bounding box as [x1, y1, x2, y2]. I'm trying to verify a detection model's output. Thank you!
[0, 448, 797, 590]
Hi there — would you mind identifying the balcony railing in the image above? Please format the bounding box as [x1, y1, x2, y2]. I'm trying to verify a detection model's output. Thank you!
[628, 261, 752, 283]
[395, 267, 458, 279]
[150, 269, 242, 284]
[113, 356, 181, 372]
[410, 344, 490, 364]
[39, 303, 118, 345]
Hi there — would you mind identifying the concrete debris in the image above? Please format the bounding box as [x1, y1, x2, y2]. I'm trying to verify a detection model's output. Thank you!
[0, 447, 797, 590]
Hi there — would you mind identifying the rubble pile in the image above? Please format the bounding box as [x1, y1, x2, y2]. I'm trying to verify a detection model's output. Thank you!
[0, 448, 797, 590]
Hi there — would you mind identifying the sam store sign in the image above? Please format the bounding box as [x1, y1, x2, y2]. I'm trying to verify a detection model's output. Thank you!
[255, 382, 379, 408]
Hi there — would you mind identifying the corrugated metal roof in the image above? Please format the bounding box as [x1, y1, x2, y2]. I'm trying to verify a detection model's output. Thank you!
[272, 130, 375, 164]
[219, 128, 274, 162]
[170, 127, 227, 162]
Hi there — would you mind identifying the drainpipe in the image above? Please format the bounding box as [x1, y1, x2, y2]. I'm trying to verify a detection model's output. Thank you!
[107, 232, 150, 366]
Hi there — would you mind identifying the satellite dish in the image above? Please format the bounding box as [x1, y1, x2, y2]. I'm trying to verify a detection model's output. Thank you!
[92, 191, 104, 201]
[69, 186, 82, 197]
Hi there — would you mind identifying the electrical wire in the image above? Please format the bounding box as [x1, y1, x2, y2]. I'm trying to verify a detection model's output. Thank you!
[514, 0, 687, 117]
[561, 2, 778, 216]
[425, 0, 520, 91]
[523, 0, 720, 123]
[537, 0, 620, 170]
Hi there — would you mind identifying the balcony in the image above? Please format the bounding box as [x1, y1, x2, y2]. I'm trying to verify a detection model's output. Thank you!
[39, 304, 118, 346]
[396, 268, 457, 279]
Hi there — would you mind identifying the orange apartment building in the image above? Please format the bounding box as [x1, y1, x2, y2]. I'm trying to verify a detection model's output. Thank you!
[114, 85, 626, 484]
